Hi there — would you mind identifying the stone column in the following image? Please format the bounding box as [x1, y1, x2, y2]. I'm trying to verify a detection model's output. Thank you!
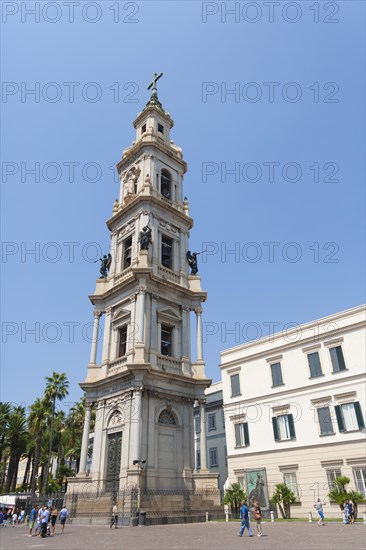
[79, 402, 92, 474]
[182, 306, 190, 358]
[137, 287, 146, 343]
[195, 307, 203, 361]
[132, 388, 142, 463]
[101, 308, 112, 362]
[89, 311, 102, 364]
[110, 232, 118, 276]
[151, 294, 158, 351]
[199, 400, 208, 471]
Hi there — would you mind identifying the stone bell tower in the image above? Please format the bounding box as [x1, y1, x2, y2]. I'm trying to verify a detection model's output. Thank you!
[68, 75, 219, 499]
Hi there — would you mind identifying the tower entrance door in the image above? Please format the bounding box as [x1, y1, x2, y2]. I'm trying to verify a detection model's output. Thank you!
[105, 432, 122, 492]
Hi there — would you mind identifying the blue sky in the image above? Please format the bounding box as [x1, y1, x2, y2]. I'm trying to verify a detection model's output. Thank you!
[1, 1, 365, 410]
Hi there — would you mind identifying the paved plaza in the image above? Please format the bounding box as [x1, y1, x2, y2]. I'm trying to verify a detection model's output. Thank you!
[1, 521, 365, 550]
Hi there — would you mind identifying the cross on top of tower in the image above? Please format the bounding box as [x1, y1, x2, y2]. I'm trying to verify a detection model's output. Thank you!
[147, 72, 163, 93]
[146, 72, 164, 110]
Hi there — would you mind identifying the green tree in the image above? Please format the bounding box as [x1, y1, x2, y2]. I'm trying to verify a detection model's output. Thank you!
[28, 397, 52, 494]
[224, 482, 247, 517]
[328, 476, 366, 518]
[43, 372, 69, 494]
[271, 483, 296, 519]
[4, 407, 28, 493]
[0, 402, 12, 492]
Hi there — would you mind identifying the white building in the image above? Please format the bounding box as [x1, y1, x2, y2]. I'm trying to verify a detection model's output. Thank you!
[194, 382, 228, 492]
[221, 305, 366, 518]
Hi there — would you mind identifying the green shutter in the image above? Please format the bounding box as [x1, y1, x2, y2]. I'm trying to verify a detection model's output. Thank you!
[272, 417, 280, 441]
[335, 405, 345, 432]
[244, 422, 250, 446]
[288, 414, 296, 439]
[354, 402, 365, 429]
[234, 424, 240, 446]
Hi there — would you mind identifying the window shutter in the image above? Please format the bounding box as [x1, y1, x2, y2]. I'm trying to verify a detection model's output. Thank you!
[244, 422, 250, 446]
[288, 414, 296, 439]
[234, 424, 240, 446]
[272, 417, 280, 441]
[354, 402, 365, 429]
[335, 405, 345, 432]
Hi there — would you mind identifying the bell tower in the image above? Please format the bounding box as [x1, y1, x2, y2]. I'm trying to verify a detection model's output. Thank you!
[68, 75, 219, 501]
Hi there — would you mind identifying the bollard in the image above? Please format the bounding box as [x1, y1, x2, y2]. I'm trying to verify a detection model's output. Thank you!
[308, 512, 313, 523]
[342, 511, 346, 524]
[206, 511, 209, 522]
[225, 511, 229, 522]
[270, 511, 274, 523]
[363, 512, 366, 524]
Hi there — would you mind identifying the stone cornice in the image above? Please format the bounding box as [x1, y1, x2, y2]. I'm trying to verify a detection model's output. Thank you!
[117, 136, 187, 175]
[106, 195, 193, 232]
[223, 372, 366, 407]
[228, 437, 365, 460]
[220, 319, 366, 368]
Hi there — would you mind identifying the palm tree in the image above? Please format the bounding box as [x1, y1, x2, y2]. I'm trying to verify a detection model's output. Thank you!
[28, 397, 51, 494]
[43, 372, 69, 494]
[224, 482, 247, 517]
[0, 402, 12, 492]
[4, 407, 28, 493]
[328, 476, 366, 518]
[271, 483, 296, 519]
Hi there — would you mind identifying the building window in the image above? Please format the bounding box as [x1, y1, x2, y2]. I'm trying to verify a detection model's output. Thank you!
[270, 362, 284, 387]
[209, 447, 218, 467]
[272, 414, 296, 441]
[160, 169, 172, 199]
[196, 450, 200, 470]
[158, 409, 176, 425]
[158, 123, 164, 134]
[161, 235, 173, 269]
[235, 422, 250, 447]
[194, 416, 200, 433]
[353, 467, 366, 496]
[123, 236, 133, 269]
[307, 352, 323, 378]
[117, 325, 127, 357]
[326, 468, 342, 491]
[317, 406, 334, 436]
[283, 472, 299, 500]
[335, 402, 365, 432]
[230, 373, 241, 397]
[208, 413, 216, 431]
[330, 346, 347, 372]
[161, 324, 173, 356]
[141, 124, 146, 134]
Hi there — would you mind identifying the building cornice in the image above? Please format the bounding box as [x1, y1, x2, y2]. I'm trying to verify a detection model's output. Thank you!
[220, 319, 366, 368]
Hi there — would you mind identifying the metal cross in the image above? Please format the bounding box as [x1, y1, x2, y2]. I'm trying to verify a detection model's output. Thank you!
[147, 72, 163, 92]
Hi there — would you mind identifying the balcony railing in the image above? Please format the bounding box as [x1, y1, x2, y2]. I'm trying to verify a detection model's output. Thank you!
[114, 267, 133, 285]
[158, 266, 180, 285]
[157, 355, 182, 374]
[108, 356, 127, 375]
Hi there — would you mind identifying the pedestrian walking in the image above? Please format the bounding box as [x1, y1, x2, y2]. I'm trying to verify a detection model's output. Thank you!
[348, 499, 355, 524]
[344, 499, 350, 524]
[18, 509, 25, 524]
[110, 502, 119, 528]
[314, 498, 326, 526]
[12, 511, 18, 527]
[59, 506, 68, 533]
[29, 506, 38, 536]
[238, 500, 253, 538]
[253, 500, 262, 537]
[50, 505, 58, 536]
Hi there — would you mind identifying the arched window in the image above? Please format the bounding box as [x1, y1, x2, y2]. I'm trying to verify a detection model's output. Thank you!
[158, 409, 176, 425]
[160, 169, 172, 199]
